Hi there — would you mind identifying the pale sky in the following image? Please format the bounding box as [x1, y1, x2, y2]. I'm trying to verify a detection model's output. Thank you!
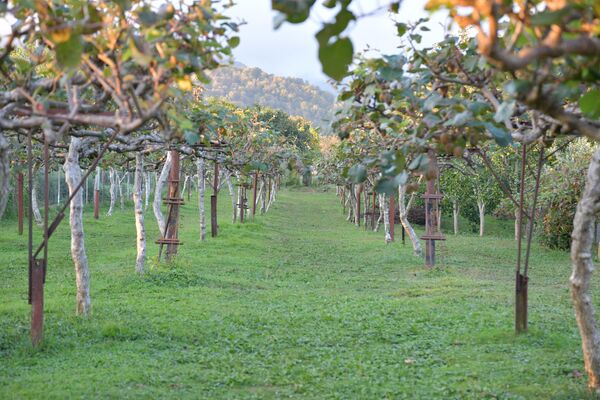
[225, 0, 450, 89]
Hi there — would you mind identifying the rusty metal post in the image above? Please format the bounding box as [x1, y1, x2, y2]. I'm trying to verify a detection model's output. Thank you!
[211, 161, 219, 237]
[421, 154, 445, 268]
[94, 189, 100, 219]
[17, 172, 24, 235]
[389, 194, 395, 242]
[252, 171, 258, 217]
[30, 258, 44, 346]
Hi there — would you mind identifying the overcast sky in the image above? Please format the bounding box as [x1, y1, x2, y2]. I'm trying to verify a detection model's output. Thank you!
[225, 0, 449, 89]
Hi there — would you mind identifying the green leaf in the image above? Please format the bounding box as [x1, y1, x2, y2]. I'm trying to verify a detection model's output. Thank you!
[494, 100, 515, 123]
[580, 89, 600, 119]
[444, 110, 472, 127]
[530, 7, 571, 26]
[396, 22, 408, 37]
[348, 164, 367, 183]
[484, 123, 512, 146]
[272, 0, 316, 24]
[228, 36, 241, 48]
[55, 35, 83, 69]
[375, 177, 396, 195]
[319, 37, 353, 81]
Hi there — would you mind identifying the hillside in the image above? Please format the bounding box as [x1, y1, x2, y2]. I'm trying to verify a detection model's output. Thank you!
[203, 64, 336, 132]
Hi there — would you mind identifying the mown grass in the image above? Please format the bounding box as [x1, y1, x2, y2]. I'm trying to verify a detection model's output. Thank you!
[0, 188, 596, 399]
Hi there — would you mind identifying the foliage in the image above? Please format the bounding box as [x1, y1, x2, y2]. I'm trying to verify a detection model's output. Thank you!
[539, 139, 597, 250]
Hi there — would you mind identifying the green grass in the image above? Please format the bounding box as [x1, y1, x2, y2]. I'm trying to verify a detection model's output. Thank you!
[0, 188, 595, 399]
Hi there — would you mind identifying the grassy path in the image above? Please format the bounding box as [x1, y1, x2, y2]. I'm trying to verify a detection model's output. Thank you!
[0, 189, 594, 398]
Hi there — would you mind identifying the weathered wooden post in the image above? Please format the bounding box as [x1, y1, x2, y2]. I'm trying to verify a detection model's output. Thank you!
[17, 171, 24, 235]
[211, 161, 219, 237]
[420, 155, 445, 268]
[252, 171, 258, 217]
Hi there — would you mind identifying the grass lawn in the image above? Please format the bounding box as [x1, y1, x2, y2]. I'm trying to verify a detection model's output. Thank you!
[0, 188, 595, 399]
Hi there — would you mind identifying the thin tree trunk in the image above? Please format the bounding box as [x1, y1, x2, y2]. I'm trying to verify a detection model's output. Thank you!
[118, 171, 126, 211]
[153, 152, 172, 234]
[181, 175, 189, 199]
[0, 132, 10, 220]
[31, 170, 43, 226]
[478, 201, 485, 237]
[399, 184, 422, 257]
[380, 194, 391, 243]
[133, 154, 145, 274]
[63, 138, 91, 315]
[144, 171, 151, 211]
[260, 176, 267, 215]
[453, 200, 459, 235]
[354, 184, 362, 227]
[107, 168, 116, 216]
[515, 208, 520, 241]
[197, 157, 206, 241]
[225, 171, 236, 223]
[56, 168, 61, 205]
[571, 148, 600, 392]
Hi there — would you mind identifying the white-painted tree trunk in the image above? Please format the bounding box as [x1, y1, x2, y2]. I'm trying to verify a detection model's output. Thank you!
[31, 172, 43, 226]
[478, 200, 485, 237]
[118, 171, 126, 211]
[133, 154, 146, 274]
[354, 184, 362, 227]
[399, 184, 422, 257]
[56, 168, 61, 205]
[144, 171, 151, 211]
[181, 175, 189, 199]
[63, 137, 91, 315]
[571, 148, 600, 392]
[107, 168, 116, 216]
[453, 200, 459, 235]
[197, 157, 206, 241]
[260, 176, 267, 215]
[153, 152, 172, 235]
[380, 194, 391, 243]
[514, 208, 520, 241]
[225, 171, 236, 223]
[0, 132, 10, 220]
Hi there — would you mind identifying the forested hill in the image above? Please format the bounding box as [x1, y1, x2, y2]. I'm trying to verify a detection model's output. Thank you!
[203, 64, 335, 133]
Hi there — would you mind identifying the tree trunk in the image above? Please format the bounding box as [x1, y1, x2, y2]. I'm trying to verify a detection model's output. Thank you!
[571, 148, 600, 392]
[197, 157, 206, 241]
[118, 171, 125, 211]
[354, 184, 362, 227]
[399, 184, 422, 257]
[381, 194, 391, 243]
[63, 138, 91, 315]
[93, 168, 100, 219]
[225, 171, 236, 223]
[478, 201, 485, 237]
[153, 152, 172, 234]
[453, 200, 459, 235]
[514, 208, 520, 241]
[0, 132, 10, 220]
[132, 154, 145, 274]
[56, 168, 61, 205]
[31, 170, 43, 226]
[144, 171, 151, 211]
[260, 176, 267, 215]
[181, 175, 189, 199]
[107, 168, 116, 216]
